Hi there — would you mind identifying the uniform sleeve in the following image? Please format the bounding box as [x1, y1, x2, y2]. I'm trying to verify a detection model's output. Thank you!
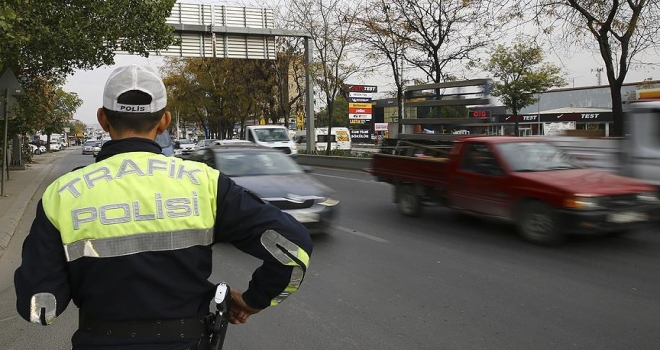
[14, 200, 71, 325]
[214, 174, 313, 310]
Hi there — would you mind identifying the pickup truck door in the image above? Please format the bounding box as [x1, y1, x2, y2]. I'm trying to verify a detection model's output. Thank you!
[450, 143, 513, 218]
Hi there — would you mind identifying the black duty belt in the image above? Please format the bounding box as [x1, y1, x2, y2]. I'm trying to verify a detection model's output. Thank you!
[79, 312, 211, 340]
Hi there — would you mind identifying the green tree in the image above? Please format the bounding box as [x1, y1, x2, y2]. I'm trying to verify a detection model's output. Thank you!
[1, 0, 176, 77]
[162, 58, 277, 140]
[485, 39, 566, 136]
[42, 88, 82, 149]
[1, 0, 176, 140]
[315, 97, 349, 127]
[67, 119, 87, 140]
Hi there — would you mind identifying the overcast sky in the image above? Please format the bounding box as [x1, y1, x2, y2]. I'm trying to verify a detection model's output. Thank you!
[63, 3, 660, 126]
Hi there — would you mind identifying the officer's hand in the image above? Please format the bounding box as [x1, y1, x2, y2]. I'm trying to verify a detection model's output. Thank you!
[229, 289, 261, 324]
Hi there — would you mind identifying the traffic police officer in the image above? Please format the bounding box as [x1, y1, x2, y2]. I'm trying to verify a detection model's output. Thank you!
[14, 64, 313, 349]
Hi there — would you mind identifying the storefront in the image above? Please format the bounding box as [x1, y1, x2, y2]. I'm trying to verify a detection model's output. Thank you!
[489, 108, 613, 136]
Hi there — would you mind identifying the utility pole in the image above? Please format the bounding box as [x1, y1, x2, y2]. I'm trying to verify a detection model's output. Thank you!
[592, 68, 604, 86]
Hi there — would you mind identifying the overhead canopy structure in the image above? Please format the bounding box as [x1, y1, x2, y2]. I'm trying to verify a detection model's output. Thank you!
[115, 2, 317, 151]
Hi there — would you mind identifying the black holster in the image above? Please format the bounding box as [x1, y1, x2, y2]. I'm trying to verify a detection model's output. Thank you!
[202, 284, 232, 350]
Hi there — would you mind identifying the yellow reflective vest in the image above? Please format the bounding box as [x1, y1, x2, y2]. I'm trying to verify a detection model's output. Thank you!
[41, 152, 220, 261]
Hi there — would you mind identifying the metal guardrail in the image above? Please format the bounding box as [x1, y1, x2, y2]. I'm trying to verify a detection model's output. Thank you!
[295, 154, 371, 171]
[543, 137, 623, 174]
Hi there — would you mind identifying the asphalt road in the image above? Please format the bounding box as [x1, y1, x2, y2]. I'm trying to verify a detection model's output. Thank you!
[1, 150, 659, 349]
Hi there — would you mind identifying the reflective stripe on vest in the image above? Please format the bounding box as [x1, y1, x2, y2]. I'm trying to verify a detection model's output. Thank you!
[42, 152, 219, 261]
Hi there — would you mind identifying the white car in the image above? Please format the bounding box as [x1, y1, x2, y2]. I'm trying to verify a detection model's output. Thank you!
[174, 139, 196, 156]
[92, 142, 102, 157]
[28, 144, 41, 155]
[49, 142, 61, 151]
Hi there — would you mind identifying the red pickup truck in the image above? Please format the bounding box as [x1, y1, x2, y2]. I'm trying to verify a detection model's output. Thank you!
[366, 136, 660, 245]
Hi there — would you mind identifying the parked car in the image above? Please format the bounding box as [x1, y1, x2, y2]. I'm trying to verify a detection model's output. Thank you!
[49, 141, 61, 152]
[82, 140, 98, 155]
[189, 144, 339, 234]
[28, 144, 41, 155]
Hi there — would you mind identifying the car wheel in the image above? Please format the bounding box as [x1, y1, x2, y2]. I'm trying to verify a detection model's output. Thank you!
[517, 200, 565, 245]
[397, 185, 422, 217]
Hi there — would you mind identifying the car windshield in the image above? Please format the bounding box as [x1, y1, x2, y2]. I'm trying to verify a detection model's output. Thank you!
[178, 139, 194, 145]
[84, 141, 96, 146]
[253, 128, 291, 142]
[199, 139, 217, 147]
[495, 142, 582, 172]
[214, 151, 303, 176]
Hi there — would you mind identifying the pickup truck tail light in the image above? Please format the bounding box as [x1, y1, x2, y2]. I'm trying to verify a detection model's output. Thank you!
[564, 196, 601, 210]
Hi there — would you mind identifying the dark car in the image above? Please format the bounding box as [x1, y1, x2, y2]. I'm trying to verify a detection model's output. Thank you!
[189, 144, 339, 234]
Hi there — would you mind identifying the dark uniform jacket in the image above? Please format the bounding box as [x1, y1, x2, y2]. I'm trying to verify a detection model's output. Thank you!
[14, 138, 313, 349]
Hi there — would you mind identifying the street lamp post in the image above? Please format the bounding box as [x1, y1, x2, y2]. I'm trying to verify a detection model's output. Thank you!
[537, 93, 541, 135]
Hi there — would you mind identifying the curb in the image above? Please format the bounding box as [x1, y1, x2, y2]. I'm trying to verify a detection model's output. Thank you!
[0, 160, 56, 258]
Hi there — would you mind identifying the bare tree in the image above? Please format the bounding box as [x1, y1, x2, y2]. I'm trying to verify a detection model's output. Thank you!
[358, 0, 411, 134]
[287, 0, 362, 154]
[528, 0, 660, 136]
[271, 37, 307, 130]
[391, 0, 503, 84]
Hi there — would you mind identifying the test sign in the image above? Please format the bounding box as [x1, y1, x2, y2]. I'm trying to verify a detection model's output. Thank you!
[346, 84, 378, 93]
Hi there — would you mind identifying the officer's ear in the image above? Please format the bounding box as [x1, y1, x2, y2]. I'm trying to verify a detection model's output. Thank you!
[97, 108, 110, 132]
[156, 111, 172, 134]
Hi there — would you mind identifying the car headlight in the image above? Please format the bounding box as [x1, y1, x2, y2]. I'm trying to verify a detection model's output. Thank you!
[638, 192, 659, 202]
[564, 195, 601, 210]
[318, 198, 339, 207]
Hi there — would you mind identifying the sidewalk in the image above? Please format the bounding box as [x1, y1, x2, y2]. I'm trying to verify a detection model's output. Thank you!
[0, 150, 61, 260]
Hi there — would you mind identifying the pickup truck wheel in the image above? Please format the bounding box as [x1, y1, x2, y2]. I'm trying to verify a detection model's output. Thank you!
[517, 201, 565, 245]
[398, 185, 422, 217]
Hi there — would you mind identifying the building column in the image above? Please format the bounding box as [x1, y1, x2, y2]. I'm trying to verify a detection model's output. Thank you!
[605, 122, 610, 137]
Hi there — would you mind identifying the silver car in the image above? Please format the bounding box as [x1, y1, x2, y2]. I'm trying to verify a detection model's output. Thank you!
[82, 140, 97, 155]
[190, 144, 339, 234]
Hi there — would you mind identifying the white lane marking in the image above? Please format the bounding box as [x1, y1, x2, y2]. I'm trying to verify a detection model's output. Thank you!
[335, 226, 390, 243]
[313, 173, 384, 184]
